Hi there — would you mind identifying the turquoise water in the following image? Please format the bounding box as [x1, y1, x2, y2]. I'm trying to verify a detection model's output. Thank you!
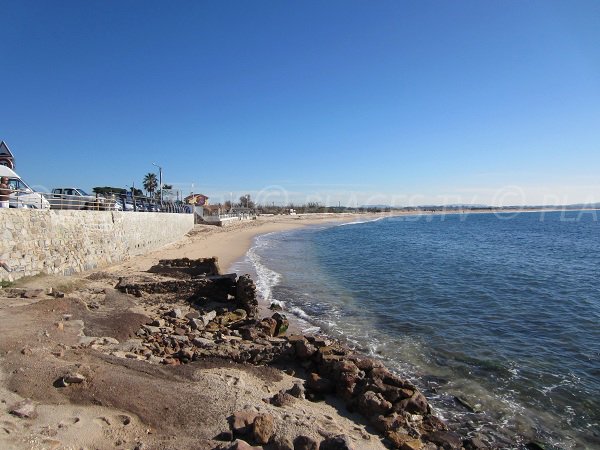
[231, 211, 600, 449]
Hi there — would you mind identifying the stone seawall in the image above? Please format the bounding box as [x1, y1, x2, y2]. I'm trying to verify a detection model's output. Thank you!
[0, 210, 194, 282]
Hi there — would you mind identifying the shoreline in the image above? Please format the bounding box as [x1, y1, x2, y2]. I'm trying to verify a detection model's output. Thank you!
[1, 210, 593, 449]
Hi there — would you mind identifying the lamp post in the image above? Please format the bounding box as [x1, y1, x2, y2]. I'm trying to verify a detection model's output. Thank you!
[152, 162, 163, 206]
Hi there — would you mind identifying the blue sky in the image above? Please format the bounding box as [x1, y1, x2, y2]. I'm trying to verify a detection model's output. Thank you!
[1, 1, 599, 206]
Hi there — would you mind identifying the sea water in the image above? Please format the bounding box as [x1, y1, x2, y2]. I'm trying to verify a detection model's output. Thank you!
[230, 211, 600, 449]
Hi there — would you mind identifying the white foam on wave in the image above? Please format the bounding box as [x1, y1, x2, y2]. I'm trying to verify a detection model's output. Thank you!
[247, 234, 282, 304]
[337, 216, 386, 227]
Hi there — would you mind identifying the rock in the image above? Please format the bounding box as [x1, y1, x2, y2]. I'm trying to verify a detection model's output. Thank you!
[150, 319, 165, 327]
[189, 318, 205, 330]
[421, 415, 448, 432]
[22, 289, 44, 298]
[200, 310, 217, 325]
[307, 373, 335, 394]
[168, 308, 183, 319]
[464, 436, 488, 449]
[269, 302, 283, 311]
[174, 327, 187, 336]
[287, 382, 305, 399]
[357, 391, 392, 417]
[253, 414, 275, 444]
[372, 414, 403, 434]
[259, 318, 277, 336]
[454, 395, 479, 413]
[63, 372, 86, 384]
[231, 410, 258, 435]
[295, 339, 317, 359]
[192, 337, 215, 348]
[424, 431, 462, 449]
[185, 311, 200, 319]
[143, 325, 161, 334]
[386, 432, 423, 450]
[270, 391, 295, 407]
[9, 399, 37, 418]
[319, 435, 354, 450]
[230, 439, 262, 450]
[396, 392, 428, 415]
[272, 435, 294, 450]
[294, 435, 319, 450]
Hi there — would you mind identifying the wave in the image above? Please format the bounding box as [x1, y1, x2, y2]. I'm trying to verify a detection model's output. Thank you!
[336, 216, 386, 227]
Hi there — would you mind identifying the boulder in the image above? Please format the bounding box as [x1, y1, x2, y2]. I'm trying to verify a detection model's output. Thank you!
[272, 312, 289, 336]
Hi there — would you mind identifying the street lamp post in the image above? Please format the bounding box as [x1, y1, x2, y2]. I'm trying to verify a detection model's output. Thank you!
[152, 162, 163, 206]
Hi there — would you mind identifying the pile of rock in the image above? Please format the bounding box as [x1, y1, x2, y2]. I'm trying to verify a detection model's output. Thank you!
[113, 259, 482, 449]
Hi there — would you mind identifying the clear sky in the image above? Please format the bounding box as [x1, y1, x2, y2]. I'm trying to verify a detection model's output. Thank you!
[1, 1, 599, 206]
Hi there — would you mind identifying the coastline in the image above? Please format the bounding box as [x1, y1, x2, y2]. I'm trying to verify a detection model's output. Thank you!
[2, 210, 593, 449]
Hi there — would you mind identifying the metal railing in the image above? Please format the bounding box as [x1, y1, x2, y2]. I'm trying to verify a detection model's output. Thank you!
[5, 190, 192, 213]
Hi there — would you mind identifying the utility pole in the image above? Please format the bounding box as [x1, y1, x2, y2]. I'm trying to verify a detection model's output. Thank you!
[152, 162, 163, 206]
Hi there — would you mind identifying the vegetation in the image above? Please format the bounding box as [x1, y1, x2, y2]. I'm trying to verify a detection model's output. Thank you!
[143, 173, 158, 197]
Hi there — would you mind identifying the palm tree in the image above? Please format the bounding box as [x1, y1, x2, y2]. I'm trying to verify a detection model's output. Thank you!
[143, 173, 158, 197]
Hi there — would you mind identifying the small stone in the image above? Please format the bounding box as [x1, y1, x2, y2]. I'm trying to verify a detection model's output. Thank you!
[63, 372, 86, 384]
[9, 399, 37, 418]
[20, 347, 32, 355]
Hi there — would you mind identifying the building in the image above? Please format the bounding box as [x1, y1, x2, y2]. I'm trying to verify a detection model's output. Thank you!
[184, 193, 209, 206]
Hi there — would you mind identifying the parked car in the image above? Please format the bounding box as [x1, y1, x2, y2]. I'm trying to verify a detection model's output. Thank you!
[47, 187, 112, 210]
[0, 165, 50, 209]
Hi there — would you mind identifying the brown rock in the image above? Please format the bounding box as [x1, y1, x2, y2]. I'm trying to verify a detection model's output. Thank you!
[231, 410, 259, 435]
[270, 391, 295, 407]
[424, 431, 463, 449]
[319, 435, 354, 450]
[357, 391, 392, 417]
[272, 312, 289, 336]
[287, 382, 305, 399]
[272, 435, 294, 450]
[230, 439, 262, 450]
[307, 373, 335, 394]
[294, 435, 319, 450]
[295, 339, 317, 359]
[259, 318, 277, 336]
[396, 392, 428, 415]
[252, 414, 274, 444]
[386, 432, 422, 450]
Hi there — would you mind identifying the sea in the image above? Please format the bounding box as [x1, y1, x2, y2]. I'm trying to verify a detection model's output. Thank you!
[230, 210, 600, 449]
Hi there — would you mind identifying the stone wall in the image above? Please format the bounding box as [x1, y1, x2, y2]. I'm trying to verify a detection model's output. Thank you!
[0, 210, 194, 282]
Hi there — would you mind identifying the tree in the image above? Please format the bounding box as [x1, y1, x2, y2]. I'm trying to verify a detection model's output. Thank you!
[143, 173, 158, 197]
[93, 186, 126, 196]
[239, 194, 255, 208]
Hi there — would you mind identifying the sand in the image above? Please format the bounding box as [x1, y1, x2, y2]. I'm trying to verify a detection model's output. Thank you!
[0, 213, 393, 450]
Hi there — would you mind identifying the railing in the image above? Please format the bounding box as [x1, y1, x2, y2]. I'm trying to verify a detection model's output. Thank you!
[6, 190, 192, 213]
